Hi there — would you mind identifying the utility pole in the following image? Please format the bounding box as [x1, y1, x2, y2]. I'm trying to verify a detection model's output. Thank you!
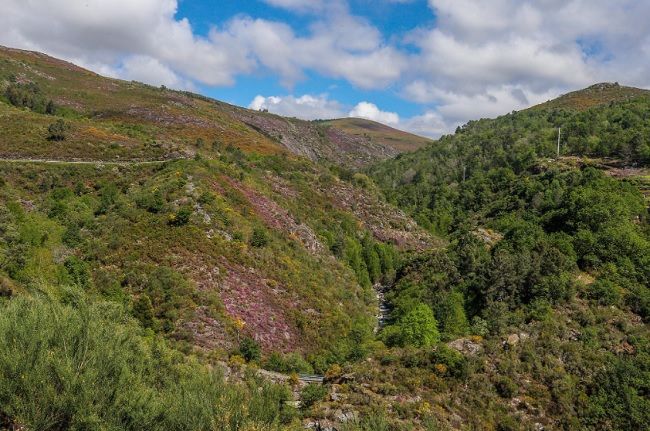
[557, 127, 561, 158]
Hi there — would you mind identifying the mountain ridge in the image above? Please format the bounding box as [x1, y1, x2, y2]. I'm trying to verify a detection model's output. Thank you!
[0, 45, 426, 168]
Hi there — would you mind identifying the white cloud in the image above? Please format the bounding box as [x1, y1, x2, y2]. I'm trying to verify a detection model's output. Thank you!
[262, 0, 325, 12]
[248, 94, 345, 120]
[0, 0, 253, 89]
[219, 14, 405, 89]
[349, 102, 399, 125]
[394, 0, 650, 131]
[248, 94, 447, 138]
[0, 0, 404, 90]
[400, 111, 451, 138]
[116, 55, 195, 90]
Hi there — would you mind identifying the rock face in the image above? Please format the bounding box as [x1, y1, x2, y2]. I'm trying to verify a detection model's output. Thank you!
[226, 105, 429, 169]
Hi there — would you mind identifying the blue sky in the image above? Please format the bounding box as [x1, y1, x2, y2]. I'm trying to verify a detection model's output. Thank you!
[176, 0, 433, 119]
[2, 0, 650, 137]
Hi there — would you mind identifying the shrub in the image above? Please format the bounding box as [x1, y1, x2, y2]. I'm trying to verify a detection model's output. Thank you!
[4, 82, 55, 114]
[168, 206, 192, 226]
[47, 119, 68, 141]
[300, 384, 327, 410]
[430, 345, 467, 379]
[63, 256, 92, 290]
[240, 336, 261, 362]
[494, 376, 518, 398]
[0, 295, 294, 430]
[263, 352, 313, 374]
[586, 279, 622, 306]
[133, 294, 156, 329]
[136, 190, 164, 213]
[0, 277, 13, 298]
[250, 227, 269, 248]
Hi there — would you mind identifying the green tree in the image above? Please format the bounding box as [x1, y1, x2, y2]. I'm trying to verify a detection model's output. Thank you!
[399, 304, 440, 347]
[436, 290, 469, 340]
[344, 237, 371, 288]
[362, 235, 382, 283]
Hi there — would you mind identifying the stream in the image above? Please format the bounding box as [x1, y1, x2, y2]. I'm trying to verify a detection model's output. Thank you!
[374, 283, 390, 332]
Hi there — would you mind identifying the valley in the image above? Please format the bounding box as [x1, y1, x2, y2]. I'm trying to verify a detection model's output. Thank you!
[0, 45, 648, 431]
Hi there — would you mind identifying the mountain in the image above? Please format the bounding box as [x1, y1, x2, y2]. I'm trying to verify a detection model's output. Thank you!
[531, 82, 650, 111]
[320, 117, 432, 153]
[1, 45, 649, 431]
[0, 45, 425, 168]
[0, 45, 441, 428]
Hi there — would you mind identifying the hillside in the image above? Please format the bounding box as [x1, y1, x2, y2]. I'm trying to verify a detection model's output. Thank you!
[320, 118, 432, 153]
[1, 44, 649, 431]
[360, 85, 650, 430]
[0, 45, 425, 168]
[0, 46, 443, 430]
[531, 82, 650, 111]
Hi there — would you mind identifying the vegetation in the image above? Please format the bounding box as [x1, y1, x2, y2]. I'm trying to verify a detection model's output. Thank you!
[47, 119, 68, 141]
[362, 89, 650, 429]
[0, 295, 297, 430]
[0, 45, 648, 430]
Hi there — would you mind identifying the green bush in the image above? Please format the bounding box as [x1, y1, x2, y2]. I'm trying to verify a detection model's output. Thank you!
[249, 227, 269, 248]
[4, 82, 55, 114]
[264, 352, 313, 374]
[300, 384, 328, 410]
[168, 206, 192, 226]
[494, 376, 518, 398]
[240, 336, 261, 362]
[0, 295, 295, 430]
[586, 279, 622, 306]
[47, 119, 68, 141]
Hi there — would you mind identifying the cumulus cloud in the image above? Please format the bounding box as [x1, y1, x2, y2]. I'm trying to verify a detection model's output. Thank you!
[262, 0, 325, 13]
[381, 0, 650, 134]
[248, 94, 345, 120]
[400, 111, 451, 138]
[349, 102, 399, 125]
[0, 0, 405, 91]
[219, 12, 405, 89]
[0, 0, 253, 88]
[248, 94, 446, 139]
[116, 55, 195, 90]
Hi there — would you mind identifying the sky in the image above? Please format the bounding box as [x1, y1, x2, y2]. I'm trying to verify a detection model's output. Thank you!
[1, 0, 650, 138]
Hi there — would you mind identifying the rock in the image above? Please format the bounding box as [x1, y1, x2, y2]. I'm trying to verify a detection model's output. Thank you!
[335, 410, 357, 422]
[504, 332, 529, 348]
[506, 333, 520, 346]
[447, 337, 482, 356]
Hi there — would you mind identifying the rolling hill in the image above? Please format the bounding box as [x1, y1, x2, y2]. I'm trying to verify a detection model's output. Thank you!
[0, 46, 437, 363]
[0, 45, 426, 168]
